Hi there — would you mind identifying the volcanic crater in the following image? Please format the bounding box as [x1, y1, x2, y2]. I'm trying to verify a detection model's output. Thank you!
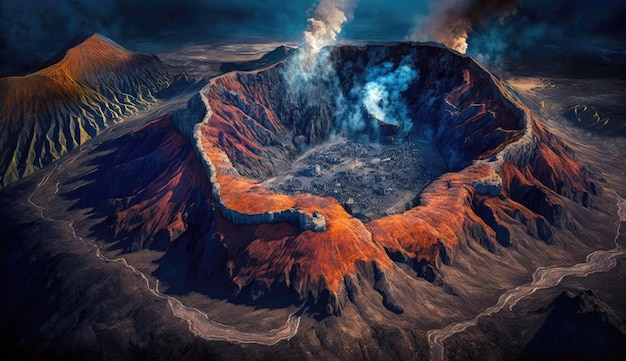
[49, 38, 600, 320]
[223, 46, 464, 223]
[164, 42, 595, 314]
[174, 43, 526, 229]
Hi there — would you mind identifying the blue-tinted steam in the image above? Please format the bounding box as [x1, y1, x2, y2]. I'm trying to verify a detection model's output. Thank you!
[282, 47, 419, 143]
[338, 58, 418, 138]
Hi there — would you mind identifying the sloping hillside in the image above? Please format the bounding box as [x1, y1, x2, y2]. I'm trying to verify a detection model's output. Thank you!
[0, 33, 190, 187]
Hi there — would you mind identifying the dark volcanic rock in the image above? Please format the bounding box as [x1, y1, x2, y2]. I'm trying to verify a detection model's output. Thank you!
[521, 290, 626, 361]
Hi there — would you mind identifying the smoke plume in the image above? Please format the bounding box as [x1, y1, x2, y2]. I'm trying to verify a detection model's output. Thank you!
[284, 2, 420, 143]
[406, 0, 517, 53]
[303, 0, 355, 52]
[282, 0, 356, 106]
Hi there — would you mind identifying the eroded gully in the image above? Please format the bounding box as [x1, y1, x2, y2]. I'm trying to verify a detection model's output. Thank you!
[427, 190, 626, 361]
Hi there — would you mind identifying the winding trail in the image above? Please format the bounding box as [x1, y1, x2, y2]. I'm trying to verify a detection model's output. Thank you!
[26, 149, 300, 346]
[427, 191, 626, 361]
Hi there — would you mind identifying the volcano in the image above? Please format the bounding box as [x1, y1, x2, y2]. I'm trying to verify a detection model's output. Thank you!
[153, 43, 598, 314]
[1, 37, 624, 361]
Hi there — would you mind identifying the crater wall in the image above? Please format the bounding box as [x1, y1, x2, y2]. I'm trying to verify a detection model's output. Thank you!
[164, 43, 600, 314]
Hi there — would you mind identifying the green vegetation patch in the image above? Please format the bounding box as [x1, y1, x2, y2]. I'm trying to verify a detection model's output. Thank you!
[564, 104, 626, 137]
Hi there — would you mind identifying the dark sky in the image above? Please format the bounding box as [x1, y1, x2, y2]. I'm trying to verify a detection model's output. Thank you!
[0, 0, 624, 76]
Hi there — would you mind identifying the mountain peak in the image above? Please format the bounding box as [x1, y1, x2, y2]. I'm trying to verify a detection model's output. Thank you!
[36, 33, 132, 76]
[79, 33, 127, 50]
[0, 33, 184, 187]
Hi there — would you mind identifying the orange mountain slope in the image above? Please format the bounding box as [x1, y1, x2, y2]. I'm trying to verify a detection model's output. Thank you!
[0, 33, 189, 187]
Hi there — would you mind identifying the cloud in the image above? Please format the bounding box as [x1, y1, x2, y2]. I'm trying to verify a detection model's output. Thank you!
[0, 0, 119, 75]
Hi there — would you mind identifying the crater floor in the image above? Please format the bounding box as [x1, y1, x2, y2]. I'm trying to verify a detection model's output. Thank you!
[263, 136, 447, 221]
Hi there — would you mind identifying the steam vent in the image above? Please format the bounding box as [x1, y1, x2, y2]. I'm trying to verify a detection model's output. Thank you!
[169, 43, 597, 315]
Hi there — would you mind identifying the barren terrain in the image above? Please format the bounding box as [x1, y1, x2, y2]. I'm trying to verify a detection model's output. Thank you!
[0, 39, 625, 361]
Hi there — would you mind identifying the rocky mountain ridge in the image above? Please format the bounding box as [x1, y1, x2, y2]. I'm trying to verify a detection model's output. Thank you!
[0, 33, 191, 187]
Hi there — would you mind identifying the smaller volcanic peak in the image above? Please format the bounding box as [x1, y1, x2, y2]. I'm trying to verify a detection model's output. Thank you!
[0, 33, 191, 187]
[521, 290, 626, 361]
[36, 33, 133, 77]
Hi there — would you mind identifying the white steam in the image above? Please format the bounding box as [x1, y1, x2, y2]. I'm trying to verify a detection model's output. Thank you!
[303, 0, 355, 53]
[282, 0, 356, 110]
[362, 64, 418, 127]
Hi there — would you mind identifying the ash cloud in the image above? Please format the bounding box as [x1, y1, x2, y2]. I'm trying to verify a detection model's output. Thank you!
[406, 0, 517, 54]
[468, 0, 626, 66]
[406, 0, 626, 65]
